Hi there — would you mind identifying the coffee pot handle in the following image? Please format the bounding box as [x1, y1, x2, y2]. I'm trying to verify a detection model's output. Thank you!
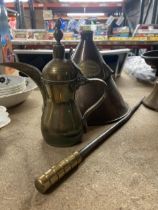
[79, 77, 107, 130]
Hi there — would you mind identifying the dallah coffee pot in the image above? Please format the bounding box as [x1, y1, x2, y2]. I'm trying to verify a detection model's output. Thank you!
[72, 30, 129, 125]
[0, 20, 107, 147]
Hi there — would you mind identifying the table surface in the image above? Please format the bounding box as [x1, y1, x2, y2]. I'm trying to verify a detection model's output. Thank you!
[0, 72, 158, 210]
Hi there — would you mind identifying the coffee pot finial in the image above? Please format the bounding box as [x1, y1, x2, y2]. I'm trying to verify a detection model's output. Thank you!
[54, 19, 63, 44]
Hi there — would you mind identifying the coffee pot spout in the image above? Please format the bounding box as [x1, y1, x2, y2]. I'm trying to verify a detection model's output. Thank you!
[0, 62, 48, 104]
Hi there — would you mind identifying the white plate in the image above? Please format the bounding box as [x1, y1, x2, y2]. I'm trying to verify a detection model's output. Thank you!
[0, 111, 9, 118]
[0, 75, 26, 96]
[0, 87, 26, 96]
[0, 116, 11, 129]
[0, 106, 7, 112]
[0, 78, 37, 108]
[0, 75, 26, 90]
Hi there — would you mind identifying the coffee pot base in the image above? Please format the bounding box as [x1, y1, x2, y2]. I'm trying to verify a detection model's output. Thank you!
[42, 132, 83, 147]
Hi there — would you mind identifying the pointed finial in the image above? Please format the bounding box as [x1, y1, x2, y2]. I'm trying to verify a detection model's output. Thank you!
[54, 19, 63, 44]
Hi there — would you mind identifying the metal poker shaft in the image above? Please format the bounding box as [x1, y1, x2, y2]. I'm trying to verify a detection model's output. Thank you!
[35, 99, 143, 194]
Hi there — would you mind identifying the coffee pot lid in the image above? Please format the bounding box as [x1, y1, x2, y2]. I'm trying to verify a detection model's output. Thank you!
[42, 19, 80, 83]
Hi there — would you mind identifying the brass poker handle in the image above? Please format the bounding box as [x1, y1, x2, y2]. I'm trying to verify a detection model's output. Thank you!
[34, 151, 82, 194]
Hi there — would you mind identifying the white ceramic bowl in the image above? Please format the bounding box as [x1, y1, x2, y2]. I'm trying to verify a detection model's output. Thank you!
[0, 75, 26, 96]
[0, 78, 37, 108]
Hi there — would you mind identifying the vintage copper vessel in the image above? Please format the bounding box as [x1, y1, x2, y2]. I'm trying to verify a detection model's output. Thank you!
[72, 30, 129, 125]
[142, 50, 158, 111]
[0, 20, 107, 147]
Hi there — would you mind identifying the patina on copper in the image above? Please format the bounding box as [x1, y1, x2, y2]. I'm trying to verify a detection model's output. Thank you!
[72, 30, 129, 125]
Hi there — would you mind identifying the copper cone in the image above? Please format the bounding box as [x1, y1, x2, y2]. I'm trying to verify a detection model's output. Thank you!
[72, 31, 129, 125]
[143, 81, 158, 111]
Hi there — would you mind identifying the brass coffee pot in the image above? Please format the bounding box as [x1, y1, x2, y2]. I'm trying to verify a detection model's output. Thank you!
[0, 20, 107, 147]
[72, 30, 129, 125]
